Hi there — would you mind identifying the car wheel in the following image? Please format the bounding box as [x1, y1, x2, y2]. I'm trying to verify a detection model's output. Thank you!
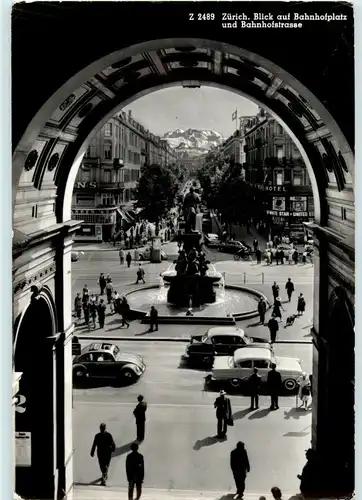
[73, 366, 87, 379]
[122, 368, 137, 382]
[229, 378, 242, 389]
[283, 378, 297, 392]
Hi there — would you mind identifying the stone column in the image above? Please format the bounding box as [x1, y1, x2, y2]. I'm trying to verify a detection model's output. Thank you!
[53, 222, 79, 498]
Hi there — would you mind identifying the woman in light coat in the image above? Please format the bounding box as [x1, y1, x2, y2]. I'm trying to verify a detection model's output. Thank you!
[297, 372, 311, 410]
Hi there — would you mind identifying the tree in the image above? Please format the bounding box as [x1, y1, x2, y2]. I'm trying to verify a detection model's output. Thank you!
[134, 164, 180, 233]
[197, 149, 229, 209]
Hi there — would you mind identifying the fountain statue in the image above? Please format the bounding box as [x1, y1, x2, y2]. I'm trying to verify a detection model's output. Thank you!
[162, 186, 222, 307]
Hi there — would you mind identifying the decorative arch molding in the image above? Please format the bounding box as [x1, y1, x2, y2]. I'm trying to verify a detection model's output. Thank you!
[13, 285, 57, 356]
[327, 285, 355, 330]
[12, 38, 354, 236]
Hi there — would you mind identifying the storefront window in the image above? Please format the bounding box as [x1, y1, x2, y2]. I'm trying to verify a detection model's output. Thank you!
[293, 173, 303, 185]
[276, 172, 283, 185]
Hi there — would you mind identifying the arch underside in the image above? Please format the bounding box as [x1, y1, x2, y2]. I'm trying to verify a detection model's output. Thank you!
[13, 39, 354, 238]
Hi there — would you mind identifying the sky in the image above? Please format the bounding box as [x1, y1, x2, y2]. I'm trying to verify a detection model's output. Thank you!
[122, 87, 259, 138]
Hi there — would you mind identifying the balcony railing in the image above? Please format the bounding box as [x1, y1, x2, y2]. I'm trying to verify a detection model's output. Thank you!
[99, 182, 125, 189]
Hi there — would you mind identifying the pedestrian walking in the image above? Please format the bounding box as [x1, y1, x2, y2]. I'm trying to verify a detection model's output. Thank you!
[285, 278, 295, 302]
[74, 292, 82, 321]
[230, 441, 251, 498]
[105, 273, 112, 283]
[120, 297, 130, 328]
[97, 299, 106, 329]
[297, 372, 311, 410]
[288, 249, 294, 265]
[214, 390, 233, 439]
[133, 395, 147, 442]
[297, 293, 306, 316]
[267, 363, 282, 410]
[272, 297, 285, 322]
[106, 279, 114, 305]
[90, 423, 115, 486]
[136, 264, 145, 284]
[89, 298, 98, 329]
[98, 273, 107, 295]
[272, 282, 280, 301]
[126, 251, 132, 268]
[267, 316, 279, 344]
[248, 368, 261, 410]
[149, 306, 158, 332]
[119, 248, 125, 265]
[255, 247, 262, 264]
[257, 297, 267, 324]
[253, 238, 259, 252]
[293, 249, 299, 264]
[126, 443, 144, 500]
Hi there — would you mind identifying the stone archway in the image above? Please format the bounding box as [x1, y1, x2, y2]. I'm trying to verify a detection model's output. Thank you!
[11, 5, 354, 497]
[14, 287, 61, 499]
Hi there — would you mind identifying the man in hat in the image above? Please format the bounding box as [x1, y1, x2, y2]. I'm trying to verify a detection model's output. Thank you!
[214, 390, 232, 439]
[126, 442, 144, 500]
[133, 395, 147, 442]
[90, 423, 116, 486]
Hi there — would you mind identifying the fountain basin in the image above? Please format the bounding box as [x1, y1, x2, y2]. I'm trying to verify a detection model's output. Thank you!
[123, 284, 270, 325]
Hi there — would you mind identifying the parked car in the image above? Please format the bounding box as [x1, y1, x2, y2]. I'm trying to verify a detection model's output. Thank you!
[204, 233, 221, 247]
[218, 241, 249, 254]
[138, 247, 167, 261]
[182, 326, 269, 367]
[209, 346, 303, 391]
[73, 342, 146, 383]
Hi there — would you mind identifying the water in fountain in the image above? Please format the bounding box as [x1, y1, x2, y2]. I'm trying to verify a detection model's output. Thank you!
[157, 275, 166, 302]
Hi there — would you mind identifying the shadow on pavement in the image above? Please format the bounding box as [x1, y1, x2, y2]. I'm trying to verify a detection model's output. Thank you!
[284, 407, 312, 420]
[232, 408, 253, 420]
[74, 478, 103, 486]
[193, 436, 220, 450]
[113, 441, 134, 457]
[217, 494, 235, 500]
[248, 408, 271, 419]
[246, 321, 262, 328]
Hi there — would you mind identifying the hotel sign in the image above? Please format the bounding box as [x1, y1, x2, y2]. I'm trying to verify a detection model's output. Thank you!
[255, 184, 288, 192]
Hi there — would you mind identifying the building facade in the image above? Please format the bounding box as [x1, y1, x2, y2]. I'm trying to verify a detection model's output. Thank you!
[243, 112, 314, 241]
[71, 111, 177, 241]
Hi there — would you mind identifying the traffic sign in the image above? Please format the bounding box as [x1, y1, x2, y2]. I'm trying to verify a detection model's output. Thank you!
[15, 432, 31, 467]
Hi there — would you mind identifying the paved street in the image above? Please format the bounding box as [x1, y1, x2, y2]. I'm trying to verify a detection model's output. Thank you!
[73, 341, 312, 494]
[72, 242, 314, 342]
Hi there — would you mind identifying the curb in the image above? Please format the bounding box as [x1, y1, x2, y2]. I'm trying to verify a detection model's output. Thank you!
[76, 335, 189, 342]
[73, 241, 175, 253]
[75, 335, 312, 344]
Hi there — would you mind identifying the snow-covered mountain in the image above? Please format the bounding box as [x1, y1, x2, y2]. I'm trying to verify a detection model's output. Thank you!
[162, 128, 224, 153]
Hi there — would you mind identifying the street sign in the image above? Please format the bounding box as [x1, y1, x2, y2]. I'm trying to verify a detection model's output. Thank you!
[15, 432, 31, 467]
[72, 343, 81, 356]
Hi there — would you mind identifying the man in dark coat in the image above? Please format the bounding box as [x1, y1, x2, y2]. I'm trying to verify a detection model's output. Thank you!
[149, 306, 158, 332]
[97, 299, 106, 329]
[267, 316, 279, 344]
[285, 278, 295, 302]
[74, 293, 82, 321]
[272, 282, 280, 300]
[297, 448, 320, 497]
[98, 273, 107, 295]
[257, 297, 267, 324]
[214, 390, 232, 438]
[133, 395, 147, 442]
[248, 368, 262, 410]
[267, 363, 282, 410]
[90, 423, 116, 486]
[230, 441, 250, 498]
[126, 442, 144, 500]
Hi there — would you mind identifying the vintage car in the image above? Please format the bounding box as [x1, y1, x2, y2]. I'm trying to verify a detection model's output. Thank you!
[138, 246, 167, 261]
[210, 346, 303, 392]
[73, 342, 146, 383]
[204, 233, 221, 247]
[182, 326, 269, 367]
[218, 240, 250, 254]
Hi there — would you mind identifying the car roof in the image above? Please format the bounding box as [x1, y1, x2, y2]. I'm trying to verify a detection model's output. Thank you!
[82, 342, 115, 354]
[234, 347, 272, 363]
[207, 326, 245, 337]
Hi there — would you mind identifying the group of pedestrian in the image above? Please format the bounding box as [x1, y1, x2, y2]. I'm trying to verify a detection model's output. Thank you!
[91, 394, 147, 492]
[73, 273, 132, 330]
[119, 249, 134, 267]
[264, 246, 299, 266]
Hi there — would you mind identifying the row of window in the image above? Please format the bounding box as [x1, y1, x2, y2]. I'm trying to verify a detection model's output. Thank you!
[245, 169, 309, 186]
[79, 168, 140, 183]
